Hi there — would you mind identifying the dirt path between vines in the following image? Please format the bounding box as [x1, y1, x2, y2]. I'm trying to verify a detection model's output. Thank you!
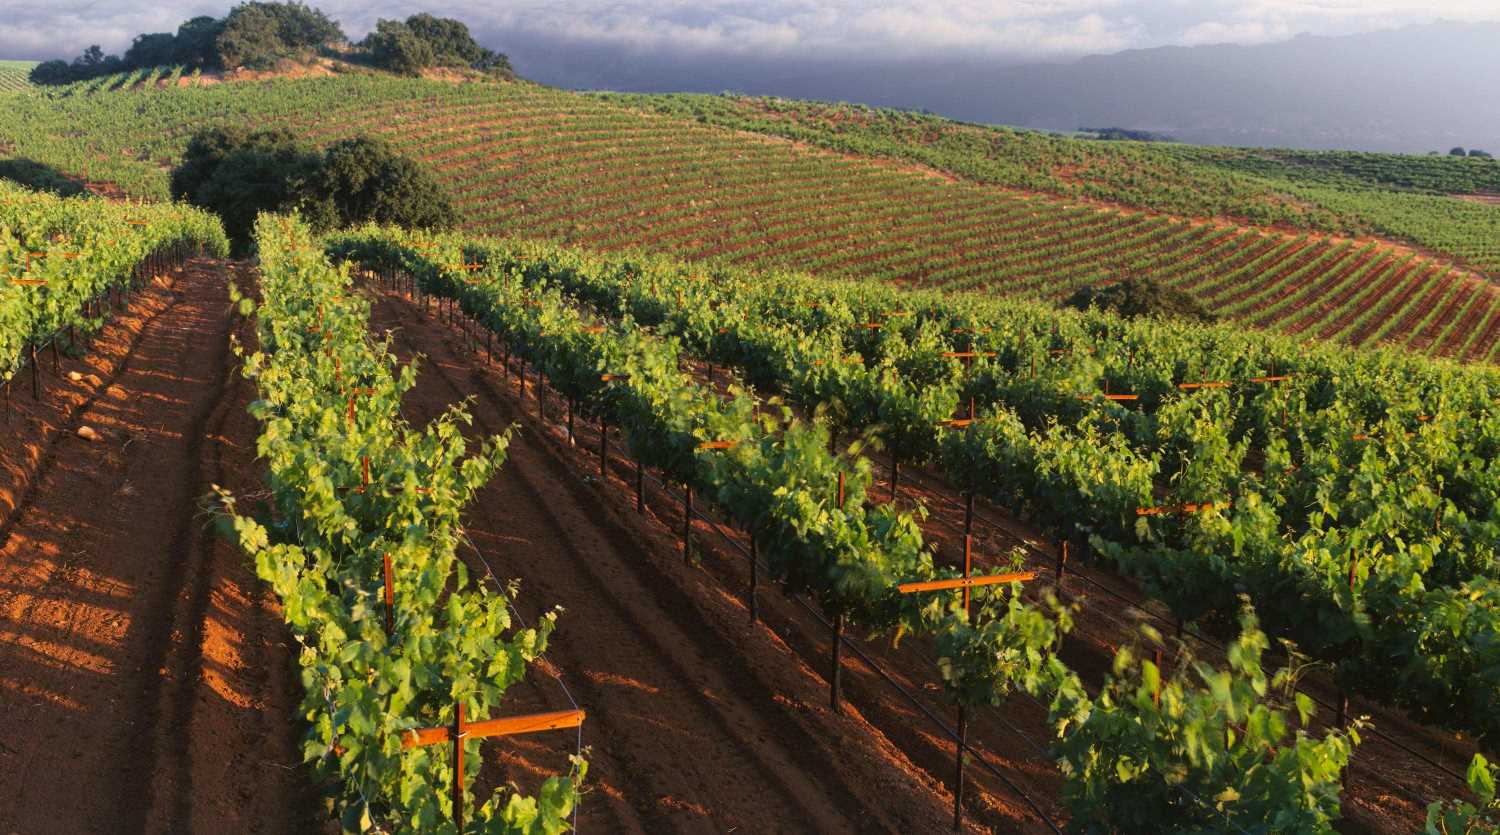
[367, 289, 994, 833]
[365, 277, 1469, 834]
[0, 260, 318, 834]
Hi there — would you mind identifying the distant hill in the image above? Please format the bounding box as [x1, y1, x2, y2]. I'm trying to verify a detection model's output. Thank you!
[3, 72, 1498, 362]
[968, 21, 1500, 153]
[0, 60, 37, 92]
[515, 21, 1500, 154]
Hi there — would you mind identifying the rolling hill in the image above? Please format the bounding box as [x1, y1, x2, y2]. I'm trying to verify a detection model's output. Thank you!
[2, 70, 1499, 362]
[0, 60, 36, 92]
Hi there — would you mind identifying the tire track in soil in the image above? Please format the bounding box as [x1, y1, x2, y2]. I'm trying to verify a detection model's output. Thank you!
[0, 273, 194, 549]
[0, 260, 317, 834]
[367, 289, 967, 834]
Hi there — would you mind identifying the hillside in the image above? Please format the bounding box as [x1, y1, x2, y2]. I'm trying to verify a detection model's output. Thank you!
[2, 72, 1499, 363]
[608, 93, 1500, 277]
[0, 60, 36, 92]
[536, 21, 1500, 154]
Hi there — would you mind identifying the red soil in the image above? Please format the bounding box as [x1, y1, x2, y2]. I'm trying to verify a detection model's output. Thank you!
[1316, 258, 1422, 342]
[1344, 264, 1440, 347]
[0, 260, 319, 833]
[368, 279, 1478, 834]
[365, 290, 1000, 832]
[0, 251, 1478, 835]
[1437, 285, 1500, 357]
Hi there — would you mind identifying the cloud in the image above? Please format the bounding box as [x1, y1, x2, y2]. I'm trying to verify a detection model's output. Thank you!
[1181, 0, 1500, 45]
[1, 0, 1497, 63]
[1180, 19, 1293, 45]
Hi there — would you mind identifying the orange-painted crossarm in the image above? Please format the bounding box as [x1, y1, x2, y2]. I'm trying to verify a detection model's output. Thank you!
[400, 709, 586, 749]
[580, 325, 607, 334]
[11, 278, 47, 286]
[1077, 393, 1139, 401]
[860, 323, 882, 329]
[465, 709, 587, 741]
[1136, 501, 1226, 517]
[1248, 375, 1292, 383]
[941, 351, 997, 359]
[1178, 381, 1230, 390]
[936, 418, 974, 428]
[898, 572, 1036, 594]
[400, 726, 452, 749]
[600, 373, 630, 382]
[696, 440, 737, 451]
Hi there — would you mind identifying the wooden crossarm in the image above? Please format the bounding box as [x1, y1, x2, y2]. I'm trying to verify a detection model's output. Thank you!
[898, 571, 1036, 594]
[400, 709, 586, 750]
[1352, 431, 1415, 441]
[941, 351, 997, 359]
[465, 709, 586, 741]
[696, 440, 737, 451]
[581, 325, 607, 334]
[1136, 501, 1225, 517]
[1248, 375, 1292, 383]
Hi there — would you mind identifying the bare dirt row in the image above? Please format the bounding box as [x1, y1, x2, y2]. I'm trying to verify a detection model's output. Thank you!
[0, 260, 317, 834]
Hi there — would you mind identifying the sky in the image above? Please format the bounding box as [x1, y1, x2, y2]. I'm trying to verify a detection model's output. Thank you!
[2, 0, 1499, 65]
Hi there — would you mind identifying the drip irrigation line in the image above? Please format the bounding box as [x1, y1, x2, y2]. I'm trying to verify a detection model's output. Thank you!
[395, 294, 588, 829]
[901, 466, 1472, 788]
[395, 267, 1474, 822]
[634, 465, 1064, 834]
[458, 532, 586, 832]
[415, 281, 1060, 830]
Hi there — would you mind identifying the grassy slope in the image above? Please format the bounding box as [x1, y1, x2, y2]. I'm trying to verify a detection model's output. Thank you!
[603, 93, 1500, 277]
[0, 61, 36, 93]
[1, 71, 1497, 362]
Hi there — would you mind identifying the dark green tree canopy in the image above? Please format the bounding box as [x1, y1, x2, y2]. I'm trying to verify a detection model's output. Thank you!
[30, 2, 345, 83]
[27, 4, 509, 85]
[361, 14, 510, 76]
[171, 127, 323, 252]
[124, 33, 180, 69]
[217, 2, 344, 70]
[312, 136, 459, 230]
[1063, 277, 1218, 324]
[171, 128, 457, 253]
[362, 20, 436, 77]
[174, 16, 226, 66]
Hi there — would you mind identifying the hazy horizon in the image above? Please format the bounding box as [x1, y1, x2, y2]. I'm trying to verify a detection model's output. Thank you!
[4, 1, 1498, 65]
[4, 3, 1499, 153]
